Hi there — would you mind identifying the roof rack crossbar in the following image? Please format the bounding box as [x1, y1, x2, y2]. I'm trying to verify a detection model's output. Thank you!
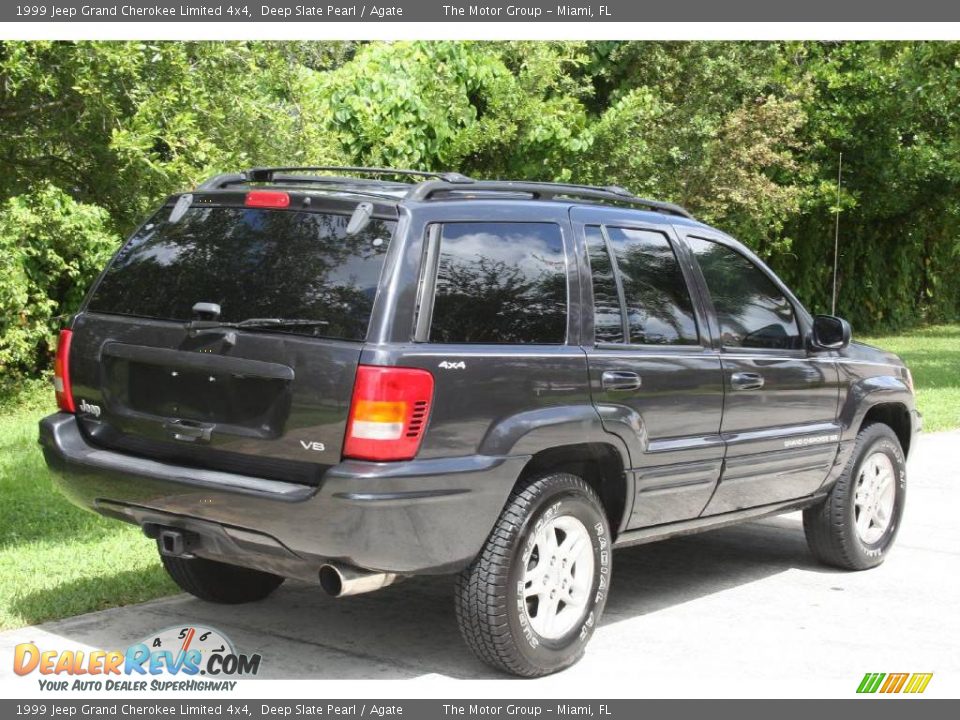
[406, 180, 694, 219]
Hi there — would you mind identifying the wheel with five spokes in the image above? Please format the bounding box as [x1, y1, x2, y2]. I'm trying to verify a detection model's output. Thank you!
[803, 423, 907, 570]
[455, 473, 611, 677]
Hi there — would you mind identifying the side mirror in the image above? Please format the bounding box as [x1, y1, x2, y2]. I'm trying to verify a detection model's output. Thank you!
[811, 314, 851, 350]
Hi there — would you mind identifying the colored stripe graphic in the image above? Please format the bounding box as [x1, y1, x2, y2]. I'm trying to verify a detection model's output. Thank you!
[881, 673, 909, 693]
[904, 673, 934, 694]
[857, 673, 885, 693]
[857, 672, 933, 694]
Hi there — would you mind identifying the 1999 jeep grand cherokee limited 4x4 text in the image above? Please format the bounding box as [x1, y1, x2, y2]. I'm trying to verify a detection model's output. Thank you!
[40, 167, 920, 676]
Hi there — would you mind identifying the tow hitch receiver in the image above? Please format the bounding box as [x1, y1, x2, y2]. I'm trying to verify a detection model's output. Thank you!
[143, 524, 197, 558]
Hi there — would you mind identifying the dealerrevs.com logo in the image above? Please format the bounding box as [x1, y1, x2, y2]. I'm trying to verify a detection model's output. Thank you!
[13, 625, 261, 692]
[857, 672, 934, 694]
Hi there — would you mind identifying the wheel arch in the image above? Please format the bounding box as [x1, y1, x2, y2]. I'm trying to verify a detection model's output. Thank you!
[839, 375, 916, 458]
[516, 442, 630, 538]
[860, 402, 913, 458]
[478, 405, 632, 537]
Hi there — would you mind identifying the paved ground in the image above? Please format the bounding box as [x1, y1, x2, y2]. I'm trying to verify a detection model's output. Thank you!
[3, 431, 958, 696]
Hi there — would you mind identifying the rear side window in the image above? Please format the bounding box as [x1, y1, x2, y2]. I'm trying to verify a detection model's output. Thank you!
[87, 207, 395, 341]
[586, 225, 698, 345]
[585, 226, 625, 343]
[687, 237, 801, 350]
[428, 222, 567, 344]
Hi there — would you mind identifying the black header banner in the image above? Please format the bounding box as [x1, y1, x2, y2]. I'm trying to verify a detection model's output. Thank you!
[4, 0, 960, 22]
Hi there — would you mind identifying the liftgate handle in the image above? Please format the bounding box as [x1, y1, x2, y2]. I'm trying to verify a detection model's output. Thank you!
[163, 419, 214, 443]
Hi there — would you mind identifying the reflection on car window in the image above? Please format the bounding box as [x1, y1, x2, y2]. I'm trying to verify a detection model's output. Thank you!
[88, 207, 394, 340]
[606, 227, 698, 345]
[687, 237, 801, 350]
[586, 225, 698, 345]
[585, 226, 624, 344]
[430, 222, 567, 344]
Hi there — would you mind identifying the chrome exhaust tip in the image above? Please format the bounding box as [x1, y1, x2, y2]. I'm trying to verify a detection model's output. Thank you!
[319, 563, 404, 598]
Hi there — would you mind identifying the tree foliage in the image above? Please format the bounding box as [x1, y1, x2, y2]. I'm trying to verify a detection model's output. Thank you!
[1, 40, 958, 376]
[0, 184, 117, 373]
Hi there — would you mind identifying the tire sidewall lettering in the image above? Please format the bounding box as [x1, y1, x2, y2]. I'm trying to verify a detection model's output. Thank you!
[513, 493, 610, 654]
[855, 435, 906, 558]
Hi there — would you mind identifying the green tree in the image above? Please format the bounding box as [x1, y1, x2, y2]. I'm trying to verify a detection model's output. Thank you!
[1, 39, 958, 378]
[0, 184, 117, 375]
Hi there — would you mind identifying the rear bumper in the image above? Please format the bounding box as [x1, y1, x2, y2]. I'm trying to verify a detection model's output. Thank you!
[39, 413, 525, 577]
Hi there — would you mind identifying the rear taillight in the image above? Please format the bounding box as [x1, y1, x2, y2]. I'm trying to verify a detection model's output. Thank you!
[245, 190, 290, 209]
[53, 329, 75, 413]
[343, 366, 434, 462]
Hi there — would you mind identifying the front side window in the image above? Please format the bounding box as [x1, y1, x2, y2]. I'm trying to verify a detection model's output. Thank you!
[428, 222, 568, 344]
[586, 225, 698, 345]
[687, 237, 801, 350]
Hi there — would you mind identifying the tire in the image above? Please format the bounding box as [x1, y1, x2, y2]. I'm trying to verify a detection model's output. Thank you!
[159, 547, 285, 604]
[455, 472, 612, 677]
[803, 423, 907, 570]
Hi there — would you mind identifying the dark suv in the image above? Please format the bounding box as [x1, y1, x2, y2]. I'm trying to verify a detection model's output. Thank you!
[40, 167, 919, 676]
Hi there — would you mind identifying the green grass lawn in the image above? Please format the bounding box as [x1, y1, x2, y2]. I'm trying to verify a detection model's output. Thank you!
[0, 324, 956, 631]
[0, 380, 175, 631]
[861, 324, 960, 433]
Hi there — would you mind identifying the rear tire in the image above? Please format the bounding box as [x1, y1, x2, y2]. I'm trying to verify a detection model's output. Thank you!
[803, 423, 907, 570]
[455, 472, 612, 677]
[159, 547, 285, 604]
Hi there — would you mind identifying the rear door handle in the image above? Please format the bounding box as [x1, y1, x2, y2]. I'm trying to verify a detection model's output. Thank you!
[601, 370, 642, 392]
[731, 371, 764, 391]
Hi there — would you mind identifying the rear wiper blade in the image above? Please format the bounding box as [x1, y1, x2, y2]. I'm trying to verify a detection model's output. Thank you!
[237, 318, 331, 329]
[185, 318, 330, 332]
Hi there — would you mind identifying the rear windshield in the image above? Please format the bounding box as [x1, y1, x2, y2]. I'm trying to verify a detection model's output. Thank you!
[87, 206, 395, 340]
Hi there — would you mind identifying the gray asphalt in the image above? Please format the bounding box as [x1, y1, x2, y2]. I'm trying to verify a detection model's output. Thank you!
[3, 430, 958, 695]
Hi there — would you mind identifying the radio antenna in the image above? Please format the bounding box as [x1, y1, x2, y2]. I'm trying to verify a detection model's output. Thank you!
[831, 152, 843, 316]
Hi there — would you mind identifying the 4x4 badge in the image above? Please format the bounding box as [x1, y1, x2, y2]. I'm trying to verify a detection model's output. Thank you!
[438, 361, 466, 370]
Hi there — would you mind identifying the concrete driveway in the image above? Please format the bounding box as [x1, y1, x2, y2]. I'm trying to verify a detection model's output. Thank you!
[3, 431, 958, 695]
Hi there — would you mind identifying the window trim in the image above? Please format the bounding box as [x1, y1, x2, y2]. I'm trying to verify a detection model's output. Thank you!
[412, 224, 442, 343]
[598, 224, 631, 345]
[413, 220, 571, 346]
[587, 223, 703, 350]
[684, 234, 805, 356]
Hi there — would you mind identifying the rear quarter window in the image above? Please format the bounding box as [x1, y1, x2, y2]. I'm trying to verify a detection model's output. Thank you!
[427, 222, 568, 344]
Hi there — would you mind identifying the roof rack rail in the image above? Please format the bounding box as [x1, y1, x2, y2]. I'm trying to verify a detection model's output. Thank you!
[246, 166, 473, 184]
[197, 173, 247, 190]
[406, 179, 694, 219]
[197, 167, 474, 191]
[194, 170, 694, 219]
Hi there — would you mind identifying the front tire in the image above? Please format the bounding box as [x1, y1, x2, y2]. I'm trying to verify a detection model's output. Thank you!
[455, 473, 612, 677]
[803, 423, 907, 570]
[160, 548, 285, 604]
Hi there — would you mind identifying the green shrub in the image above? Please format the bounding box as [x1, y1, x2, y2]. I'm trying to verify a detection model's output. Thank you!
[0, 184, 118, 376]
